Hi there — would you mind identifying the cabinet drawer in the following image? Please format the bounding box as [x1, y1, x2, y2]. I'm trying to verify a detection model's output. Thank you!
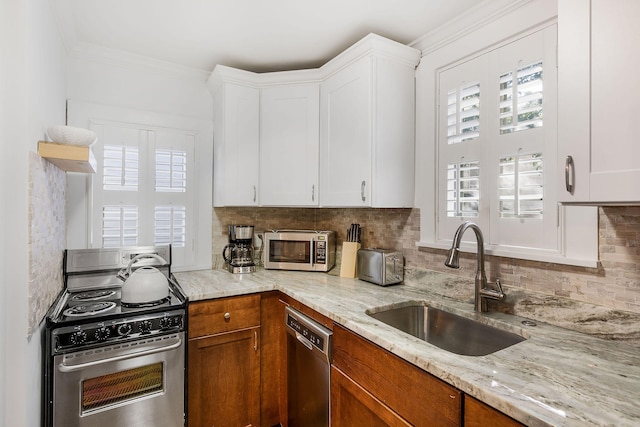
[188, 294, 261, 338]
[333, 324, 461, 426]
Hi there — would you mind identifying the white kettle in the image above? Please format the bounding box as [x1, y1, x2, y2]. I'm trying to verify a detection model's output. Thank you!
[118, 253, 169, 304]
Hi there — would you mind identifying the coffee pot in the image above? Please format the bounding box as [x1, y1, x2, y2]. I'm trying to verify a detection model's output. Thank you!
[223, 225, 256, 273]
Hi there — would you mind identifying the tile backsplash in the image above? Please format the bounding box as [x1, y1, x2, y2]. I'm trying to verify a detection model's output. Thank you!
[213, 206, 640, 314]
[28, 152, 66, 336]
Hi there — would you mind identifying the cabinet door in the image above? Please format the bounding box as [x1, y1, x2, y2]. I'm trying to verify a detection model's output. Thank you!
[464, 396, 524, 427]
[331, 366, 411, 427]
[260, 84, 319, 206]
[320, 56, 372, 206]
[188, 327, 260, 427]
[332, 324, 461, 426]
[558, 0, 640, 202]
[589, 0, 640, 201]
[214, 83, 259, 206]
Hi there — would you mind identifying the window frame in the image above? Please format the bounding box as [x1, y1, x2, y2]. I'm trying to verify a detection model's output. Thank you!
[415, 21, 599, 268]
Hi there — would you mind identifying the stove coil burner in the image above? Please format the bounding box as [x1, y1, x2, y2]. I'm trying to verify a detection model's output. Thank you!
[122, 296, 170, 309]
[63, 301, 117, 317]
[69, 290, 116, 302]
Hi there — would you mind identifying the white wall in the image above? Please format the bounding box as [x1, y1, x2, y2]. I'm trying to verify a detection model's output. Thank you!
[0, 0, 67, 426]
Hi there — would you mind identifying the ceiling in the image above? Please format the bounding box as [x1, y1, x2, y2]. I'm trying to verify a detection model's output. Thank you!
[51, 0, 516, 74]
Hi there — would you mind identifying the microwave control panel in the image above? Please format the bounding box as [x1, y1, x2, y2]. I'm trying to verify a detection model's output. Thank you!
[314, 240, 327, 264]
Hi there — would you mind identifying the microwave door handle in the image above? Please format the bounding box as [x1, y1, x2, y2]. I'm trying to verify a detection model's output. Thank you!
[310, 240, 315, 266]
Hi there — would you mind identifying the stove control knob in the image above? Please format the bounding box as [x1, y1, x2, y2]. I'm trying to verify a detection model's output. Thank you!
[138, 320, 153, 334]
[159, 317, 172, 330]
[70, 330, 87, 345]
[95, 327, 110, 342]
[117, 323, 132, 337]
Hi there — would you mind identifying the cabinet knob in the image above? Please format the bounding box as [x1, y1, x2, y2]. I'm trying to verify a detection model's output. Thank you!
[224, 312, 231, 321]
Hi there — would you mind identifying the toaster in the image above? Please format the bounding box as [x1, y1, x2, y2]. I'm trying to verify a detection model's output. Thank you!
[357, 248, 404, 286]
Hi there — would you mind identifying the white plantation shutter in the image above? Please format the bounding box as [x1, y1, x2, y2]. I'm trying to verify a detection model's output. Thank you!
[498, 153, 543, 218]
[447, 81, 481, 144]
[102, 205, 138, 247]
[447, 161, 480, 217]
[154, 206, 186, 247]
[91, 122, 196, 266]
[155, 149, 187, 193]
[103, 145, 139, 191]
[439, 53, 490, 238]
[499, 61, 544, 134]
[437, 26, 557, 252]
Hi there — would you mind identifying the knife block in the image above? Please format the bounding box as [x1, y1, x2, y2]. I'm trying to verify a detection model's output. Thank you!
[340, 242, 361, 278]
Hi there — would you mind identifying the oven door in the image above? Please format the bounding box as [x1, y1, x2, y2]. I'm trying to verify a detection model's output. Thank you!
[53, 332, 184, 427]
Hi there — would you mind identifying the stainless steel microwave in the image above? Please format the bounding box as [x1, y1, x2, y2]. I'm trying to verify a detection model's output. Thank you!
[263, 230, 335, 272]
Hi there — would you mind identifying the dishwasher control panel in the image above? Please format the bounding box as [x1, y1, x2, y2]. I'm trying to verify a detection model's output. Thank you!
[284, 306, 332, 358]
[287, 313, 325, 350]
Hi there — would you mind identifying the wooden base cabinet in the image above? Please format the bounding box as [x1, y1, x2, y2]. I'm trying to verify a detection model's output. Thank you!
[331, 365, 410, 427]
[332, 324, 461, 426]
[187, 295, 261, 427]
[464, 396, 524, 427]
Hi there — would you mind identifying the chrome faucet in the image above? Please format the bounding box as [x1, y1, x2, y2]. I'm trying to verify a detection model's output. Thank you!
[444, 221, 505, 313]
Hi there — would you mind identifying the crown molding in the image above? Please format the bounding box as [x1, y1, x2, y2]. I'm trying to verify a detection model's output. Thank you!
[409, 0, 534, 55]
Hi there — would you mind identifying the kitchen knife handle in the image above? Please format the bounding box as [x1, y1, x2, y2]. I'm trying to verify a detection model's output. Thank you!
[565, 156, 574, 194]
[361, 180, 366, 203]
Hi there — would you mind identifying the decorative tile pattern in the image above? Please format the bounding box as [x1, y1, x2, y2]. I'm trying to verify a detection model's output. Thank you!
[28, 152, 65, 337]
[213, 206, 640, 314]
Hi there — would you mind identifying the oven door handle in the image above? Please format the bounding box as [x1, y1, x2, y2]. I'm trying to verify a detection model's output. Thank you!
[57, 336, 182, 373]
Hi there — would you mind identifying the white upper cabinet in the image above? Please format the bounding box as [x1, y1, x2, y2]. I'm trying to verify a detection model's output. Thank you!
[207, 34, 419, 208]
[209, 67, 260, 206]
[319, 36, 420, 207]
[260, 83, 319, 206]
[558, 0, 640, 203]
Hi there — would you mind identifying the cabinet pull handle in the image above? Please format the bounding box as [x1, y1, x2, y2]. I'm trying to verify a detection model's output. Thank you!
[254, 330, 258, 351]
[565, 156, 574, 194]
[312, 184, 315, 202]
[253, 185, 257, 202]
[361, 180, 366, 203]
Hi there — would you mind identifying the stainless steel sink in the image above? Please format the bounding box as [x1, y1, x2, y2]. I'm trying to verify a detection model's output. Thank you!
[367, 303, 526, 356]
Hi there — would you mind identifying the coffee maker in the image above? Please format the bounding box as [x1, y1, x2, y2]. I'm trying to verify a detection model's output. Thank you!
[222, 225, 256, 273]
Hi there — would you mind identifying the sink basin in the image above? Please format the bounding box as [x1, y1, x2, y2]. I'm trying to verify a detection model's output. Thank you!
[367, 303, 526, 356]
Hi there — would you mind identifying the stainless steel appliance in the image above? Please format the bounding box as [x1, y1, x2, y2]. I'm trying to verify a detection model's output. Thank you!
[285, 306, 332, 427]
[44, 246, 188, 427]
[222, 224, 256, 273]
[264, 230, 335, 272]
[357, 248, 404, 286]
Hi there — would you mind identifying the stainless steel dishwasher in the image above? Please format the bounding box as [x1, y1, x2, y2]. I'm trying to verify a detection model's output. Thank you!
[285, 306, 333, 427]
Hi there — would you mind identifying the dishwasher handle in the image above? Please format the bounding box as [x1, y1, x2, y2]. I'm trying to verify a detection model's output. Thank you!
[284, 306, 332, 362]
[295, 332, 313, 351]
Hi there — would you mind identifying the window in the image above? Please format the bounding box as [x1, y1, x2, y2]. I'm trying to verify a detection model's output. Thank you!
[436, 26, 559, 255]
[90, 122, 195, 266]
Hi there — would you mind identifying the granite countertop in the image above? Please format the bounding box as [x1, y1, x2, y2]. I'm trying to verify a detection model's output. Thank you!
[174, 268, 640, 427]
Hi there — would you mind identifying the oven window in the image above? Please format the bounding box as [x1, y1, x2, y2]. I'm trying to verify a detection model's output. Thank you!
[269, 240, 311, 263]
[82, 362, 164, 412]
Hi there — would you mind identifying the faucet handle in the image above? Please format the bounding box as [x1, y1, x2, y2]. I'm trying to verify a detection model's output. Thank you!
[479, 278, 506, 301]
